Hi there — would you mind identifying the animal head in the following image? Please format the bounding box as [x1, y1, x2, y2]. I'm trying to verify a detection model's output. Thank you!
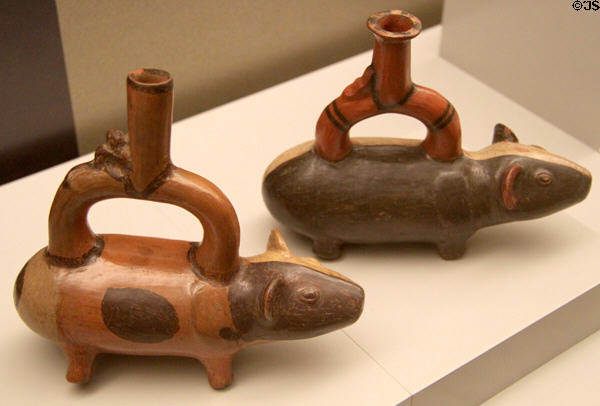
[482, 124, 592, 218]
[228, 230, 364, 341]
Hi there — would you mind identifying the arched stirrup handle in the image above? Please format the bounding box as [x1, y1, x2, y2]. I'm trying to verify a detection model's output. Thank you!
[314, 10, 462, 162]
[46, 68, 240, 283]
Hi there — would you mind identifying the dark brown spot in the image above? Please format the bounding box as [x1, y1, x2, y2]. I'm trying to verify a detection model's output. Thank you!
[219, 327, 240, 341]
[13, 263, 27, 306]
[101, 287, 179, 343]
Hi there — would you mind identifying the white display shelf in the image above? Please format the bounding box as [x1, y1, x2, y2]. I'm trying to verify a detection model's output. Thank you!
[483, 329, 600, 405]
[1, 26, 598, 405]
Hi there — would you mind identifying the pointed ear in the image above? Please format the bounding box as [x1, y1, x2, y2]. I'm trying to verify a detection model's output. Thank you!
[502, 164, 521, 210]
[493, 123, 519, 144]
[267, 229, 290, 252]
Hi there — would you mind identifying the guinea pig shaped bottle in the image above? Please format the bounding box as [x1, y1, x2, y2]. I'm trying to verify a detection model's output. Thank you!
[262, 10, 591, 260]
[13, 68, 364, 389]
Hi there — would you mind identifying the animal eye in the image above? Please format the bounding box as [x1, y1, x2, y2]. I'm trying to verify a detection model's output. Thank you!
[298, 287, 320, 304]
[535, 171, 553, 186]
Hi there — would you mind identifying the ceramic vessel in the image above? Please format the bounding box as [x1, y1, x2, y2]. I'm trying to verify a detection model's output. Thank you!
[262, 10, 592, 260]
[13, 68, 364, 389]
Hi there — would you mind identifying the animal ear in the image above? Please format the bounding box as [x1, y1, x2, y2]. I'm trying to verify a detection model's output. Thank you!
[267, 229, 290, 252]
[263, 277, 283, 322]
[493, 123, 519, 144]
[502, 165, 522, 210]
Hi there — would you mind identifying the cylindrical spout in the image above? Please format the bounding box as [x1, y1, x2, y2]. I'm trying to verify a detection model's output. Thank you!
[367, 10, 421, 106]
[127, 68, 173, 192]
[47, 68, 241, 280]
[314, 9, 461, 162]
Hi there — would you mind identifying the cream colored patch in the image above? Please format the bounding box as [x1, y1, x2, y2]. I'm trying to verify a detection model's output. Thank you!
[465, 142, 591, 176]
[246, 230, 355, 284]
[266, 229, 289, 252]
[264, 138, 590, 178]
[16, 249, 60, 341]
[190, 281, 236, 339]
[351, 137, 422, 147]
[246, 251, 355, 284]
[264, 140, 315, 179]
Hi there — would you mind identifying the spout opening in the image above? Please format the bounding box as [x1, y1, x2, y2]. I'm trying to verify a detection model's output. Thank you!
[380, 15, 413, 33]
[368, 10, 421, 41]
[127, 68, 173, 93]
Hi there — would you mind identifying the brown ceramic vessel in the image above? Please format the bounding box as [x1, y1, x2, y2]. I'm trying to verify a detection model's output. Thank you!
[262, 10, 592, 260]
[14, 68, 364, 389]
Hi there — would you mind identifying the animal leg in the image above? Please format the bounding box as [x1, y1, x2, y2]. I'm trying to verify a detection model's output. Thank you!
[200, 355, 234, 389]
[436, 239, 467, 260]
[312, 238, 343, 260]
[62, 344, 97, 384]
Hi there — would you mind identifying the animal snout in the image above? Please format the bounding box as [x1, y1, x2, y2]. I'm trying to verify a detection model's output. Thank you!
[580, 173, 592, 201]
[347, 283, 365, 324]
[329, 281, 364, 326]
[281, 278, 364, 335]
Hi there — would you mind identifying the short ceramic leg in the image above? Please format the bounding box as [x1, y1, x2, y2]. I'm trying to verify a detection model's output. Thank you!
[312, 238, 342, 260]
[200, 356, 233, 389]
[62, 344, 97, 384]
[436, 239, 467, 260]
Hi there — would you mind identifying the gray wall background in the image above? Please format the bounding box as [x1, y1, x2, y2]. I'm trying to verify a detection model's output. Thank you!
[55, 0, 444, 154]
[441, 0, 599, 150]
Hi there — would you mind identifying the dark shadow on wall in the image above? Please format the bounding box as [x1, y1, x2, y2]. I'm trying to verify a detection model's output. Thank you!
[0, 0, 78, 185]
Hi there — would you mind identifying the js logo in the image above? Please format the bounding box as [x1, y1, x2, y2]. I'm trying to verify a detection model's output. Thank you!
[572, 1, 600, 10]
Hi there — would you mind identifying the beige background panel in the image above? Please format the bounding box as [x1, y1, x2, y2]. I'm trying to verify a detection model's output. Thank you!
[441, 0, 599, 150]
[56, 0, 443, 154]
